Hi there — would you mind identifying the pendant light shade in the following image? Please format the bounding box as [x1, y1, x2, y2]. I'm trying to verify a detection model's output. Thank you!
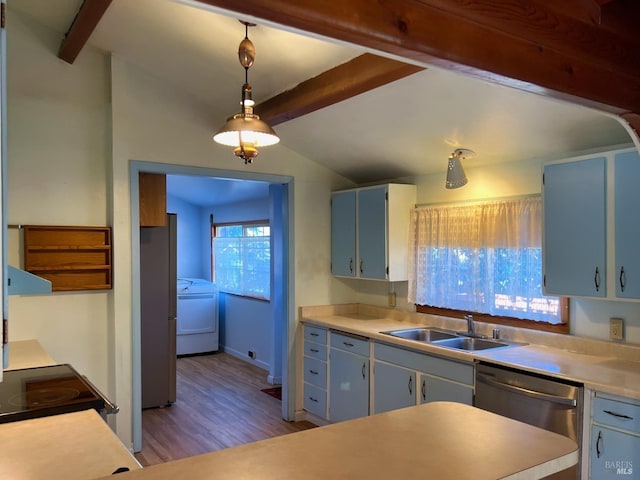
[213, 22, 279, 164]
[445, 148, 474, 189]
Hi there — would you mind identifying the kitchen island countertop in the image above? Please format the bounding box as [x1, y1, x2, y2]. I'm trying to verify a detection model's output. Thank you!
[0, 409, 140, 479]
[98, 402, 577, 480]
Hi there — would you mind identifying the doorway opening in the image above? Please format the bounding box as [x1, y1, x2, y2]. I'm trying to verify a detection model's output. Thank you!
[130, 161, 295, 453]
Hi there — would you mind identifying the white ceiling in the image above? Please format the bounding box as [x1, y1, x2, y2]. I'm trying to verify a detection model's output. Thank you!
[10, 0, 633, 202]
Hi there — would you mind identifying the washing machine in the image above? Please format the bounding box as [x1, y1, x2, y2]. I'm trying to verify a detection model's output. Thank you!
[176, 278, 219, 355]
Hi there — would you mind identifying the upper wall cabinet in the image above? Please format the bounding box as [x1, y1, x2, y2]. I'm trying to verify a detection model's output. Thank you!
[543, 147, 640, 300]
[614, 151, 640, 298]
[543, 156, 607, 297]
[139, 172, 167, 227]
[331, 184, 416, 281]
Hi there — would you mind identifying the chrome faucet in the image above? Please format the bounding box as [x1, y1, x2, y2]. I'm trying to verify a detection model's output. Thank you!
[465, 315, 474, 336]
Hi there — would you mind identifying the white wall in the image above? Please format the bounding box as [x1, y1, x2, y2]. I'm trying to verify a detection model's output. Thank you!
[6, 9, 113, 397]
[5, 7, 355, 449]
[109, 55, 355, 447]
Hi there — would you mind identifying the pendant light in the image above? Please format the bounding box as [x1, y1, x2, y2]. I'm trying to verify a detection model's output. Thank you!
[445, 148, 474, 189]
[213, 21, 279, 164]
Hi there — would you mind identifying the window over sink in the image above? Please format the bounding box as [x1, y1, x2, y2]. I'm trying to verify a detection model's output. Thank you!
[408, 196, 568, 333]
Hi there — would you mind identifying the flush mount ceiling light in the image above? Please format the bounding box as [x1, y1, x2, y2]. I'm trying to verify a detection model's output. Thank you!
[213, 21, 279, 164]
[445, 148, 474, 189]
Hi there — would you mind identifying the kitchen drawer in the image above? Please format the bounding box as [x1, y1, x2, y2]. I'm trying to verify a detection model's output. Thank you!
[304, 383, 327, 418]
[330, 331, 369, 356]
[304, 340, 327, 361]
[304, 325, 327, 345]
[303, 357, 327, 388]
[593, 395, 640, 434]
[374, 342, 473, 386]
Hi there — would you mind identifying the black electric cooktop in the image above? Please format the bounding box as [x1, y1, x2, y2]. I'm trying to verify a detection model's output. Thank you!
[0, 364, 106, 423]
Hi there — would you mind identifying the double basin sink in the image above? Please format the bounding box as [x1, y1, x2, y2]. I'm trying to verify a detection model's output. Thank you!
[381, 327, 521, 352]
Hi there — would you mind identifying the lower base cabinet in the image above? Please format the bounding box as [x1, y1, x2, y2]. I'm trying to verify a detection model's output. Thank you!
[329, 331, 370, 422]
[590, 393, 639, 478]
[373, 342, 473, 414]
[373, 361, 416, 414]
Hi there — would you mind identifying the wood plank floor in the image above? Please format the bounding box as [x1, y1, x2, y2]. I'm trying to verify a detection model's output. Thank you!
[134, 352, 317, 467]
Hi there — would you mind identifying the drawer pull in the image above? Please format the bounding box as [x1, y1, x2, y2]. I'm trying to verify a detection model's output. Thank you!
[309, 370, 319, 375]
[309, 332, 319, 337]
[603, 409, 634, 420]
[343, 341, 355, 347]
[308, 396, 319, 403]
[309, 348, 319, 353]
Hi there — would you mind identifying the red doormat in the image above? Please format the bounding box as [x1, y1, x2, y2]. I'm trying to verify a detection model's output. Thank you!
[261, 386, 282, 400]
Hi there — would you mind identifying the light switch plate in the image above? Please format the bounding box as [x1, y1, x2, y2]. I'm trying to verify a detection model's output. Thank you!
[609, 318, 624, 341]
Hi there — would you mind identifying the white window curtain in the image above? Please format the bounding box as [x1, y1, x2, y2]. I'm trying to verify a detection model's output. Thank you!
[408, 197, 561, 323]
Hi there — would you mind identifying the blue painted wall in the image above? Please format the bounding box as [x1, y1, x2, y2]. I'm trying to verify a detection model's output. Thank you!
[167, 191, 278, 382]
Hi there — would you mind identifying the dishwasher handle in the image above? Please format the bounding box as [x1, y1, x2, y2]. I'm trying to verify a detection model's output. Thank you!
[477, 373, 577, 407]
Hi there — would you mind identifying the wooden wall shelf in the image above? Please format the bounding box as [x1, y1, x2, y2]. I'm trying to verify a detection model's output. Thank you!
[23, 225, 112, 292]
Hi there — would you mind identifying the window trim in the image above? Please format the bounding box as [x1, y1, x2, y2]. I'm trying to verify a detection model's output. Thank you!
[415, 298, 570, 334]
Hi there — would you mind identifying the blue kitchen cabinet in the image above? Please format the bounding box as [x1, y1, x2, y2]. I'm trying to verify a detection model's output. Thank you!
[357, 187, 387, 279]
[331, 191, 357, 277]
[590, 393, 640, 478]
[419, 374, 473, 405]
[329, 332, 369, 422]
[372, 342, 473, 413]
[614, 151, 640, 299]
[331, 184, 416, 281]
[373, 361, 416, 414]
[543, 157, 607, 297]
[303, 324, 328, 419]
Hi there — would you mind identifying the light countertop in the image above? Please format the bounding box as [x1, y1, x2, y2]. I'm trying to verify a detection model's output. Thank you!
[97, 402, 577, 480]
[0, 409, 141, 479]
[300, 304, 640, 400]
[4, 339, 57, 371]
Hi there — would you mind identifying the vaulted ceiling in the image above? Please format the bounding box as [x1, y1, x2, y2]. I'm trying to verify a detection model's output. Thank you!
[9, 0, 639, 190]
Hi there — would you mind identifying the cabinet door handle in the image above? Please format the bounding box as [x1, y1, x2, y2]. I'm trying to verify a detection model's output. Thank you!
[619, 266, 626, 292]
[360, 259, 364, 274]
[594, 266, 601, 292]
[421, 379, 426, 401]
[362, 362, 366, 380]
[349, 258, 354, 273]
[408, 376, 413, 395]
[603, 409, 634, 420]
[596, 430, 602, 459]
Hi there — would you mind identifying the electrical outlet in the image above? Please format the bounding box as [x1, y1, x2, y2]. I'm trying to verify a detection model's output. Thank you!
[609, 318, 624, 341]
[388, 292, 396, 308]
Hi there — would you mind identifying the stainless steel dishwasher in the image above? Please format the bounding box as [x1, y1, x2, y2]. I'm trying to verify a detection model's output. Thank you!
[474, 362, 583, 479]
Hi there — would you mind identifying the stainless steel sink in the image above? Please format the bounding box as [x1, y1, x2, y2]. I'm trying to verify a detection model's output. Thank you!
[431, 336, 511, 351]
[382, 327, 458, 342]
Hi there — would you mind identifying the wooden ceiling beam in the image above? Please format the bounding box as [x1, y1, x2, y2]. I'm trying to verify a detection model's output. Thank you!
[58, 0, 113, 64]
[256, 53, 424, 126]
[532, 0, 601, 24]
[195, 0, 640, 117]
